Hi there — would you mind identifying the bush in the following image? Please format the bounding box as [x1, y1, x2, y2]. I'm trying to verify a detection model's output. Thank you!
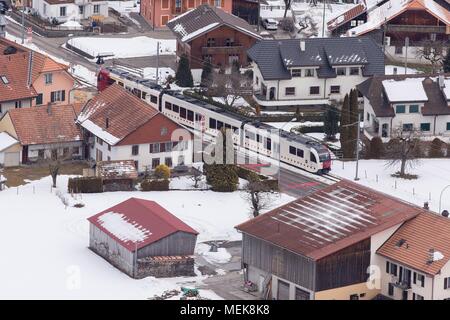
[141, 179, 169, 191]
[429, 138, 445, 158]
[204, 164, 238, 192]
[369, 137, 384, 159]
[68, 177, 103, 193]
[154, 164, 171, 180]
[279, 17, 295, 32]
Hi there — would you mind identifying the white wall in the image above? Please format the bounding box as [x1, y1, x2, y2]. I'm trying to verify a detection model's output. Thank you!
[32, 0, 108, 22]
[0, 99, 32, 116]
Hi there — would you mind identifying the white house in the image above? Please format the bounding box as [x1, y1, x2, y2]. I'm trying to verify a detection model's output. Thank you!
[32, 0, 108, 24]
[77, 84, 193, 172]
[358, 74, 450, 142]
[377, 211, 450, 300]
[247, 36, 385, 111]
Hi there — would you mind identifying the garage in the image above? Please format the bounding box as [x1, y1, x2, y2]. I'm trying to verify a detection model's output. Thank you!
[0, 132, 20, 167]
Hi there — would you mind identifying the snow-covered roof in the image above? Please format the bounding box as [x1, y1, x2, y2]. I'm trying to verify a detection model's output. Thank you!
[98, 211, 152, 244]
[442, 78, 450, 100]
[382, 78, 428, 102]
[81, 119, 120, 145]
[0, 132, 19, 152]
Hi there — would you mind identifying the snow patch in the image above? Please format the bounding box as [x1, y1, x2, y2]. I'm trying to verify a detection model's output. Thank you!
[97, 211, 152, 243]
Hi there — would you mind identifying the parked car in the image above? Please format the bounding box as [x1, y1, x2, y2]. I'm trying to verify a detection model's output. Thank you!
[262, 18, 278, 31]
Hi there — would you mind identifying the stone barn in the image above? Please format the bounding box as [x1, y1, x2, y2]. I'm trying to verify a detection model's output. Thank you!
[88, 197, 198, 279]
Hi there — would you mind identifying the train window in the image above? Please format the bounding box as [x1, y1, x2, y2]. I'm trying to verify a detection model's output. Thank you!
[297, 149, 304, 158]
[217, 121, 224, 130]
[187, 110, 194, 121]
[195, 113, 202, 122]
[209, 118, 217, 129]
[310, 153, 317, 163]
[180, 107, 187, 119]
[266, 138, 272, 150]
[232, 126, 239, 133]
[225, 124, 231, 129]
[256, 134, 261, 143]
[165, 102, 172, 110]
[173, 104, 179, 113]
[142, 92, 148, 100]
[289, 146, 296, 155]
[245, 132, 255, 140]
[150, 95, 157, 103]
[319, 153, 330, 162]
[118, 81, 124, 87]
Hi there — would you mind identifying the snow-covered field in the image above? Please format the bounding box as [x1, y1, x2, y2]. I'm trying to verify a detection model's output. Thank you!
[333, 159, 450, 214]
[0, 175, 292, 299]
[67, 36, 176, 60]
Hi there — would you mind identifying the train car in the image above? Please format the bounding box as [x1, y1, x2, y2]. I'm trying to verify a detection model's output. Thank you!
[97, 68, 332, 174]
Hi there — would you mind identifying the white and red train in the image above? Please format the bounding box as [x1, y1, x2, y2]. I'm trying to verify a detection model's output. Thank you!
[97, 67, 332, 174]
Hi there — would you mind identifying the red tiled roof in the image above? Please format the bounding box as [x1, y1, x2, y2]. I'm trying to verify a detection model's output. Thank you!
[8, 105, 82, 146]
[236, 180, 422, 260]
[87, 198, 199, 251]
[377, 211, 450, 275]
[327, 3, 367, 32]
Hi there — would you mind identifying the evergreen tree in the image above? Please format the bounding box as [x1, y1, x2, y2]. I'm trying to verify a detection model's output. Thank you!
[175, 54, 194, 87]
[339, 93, 350, 158]
[323, 106, 339, 141]
[444, 49, 450, 73]
[200, 60, 213, 88]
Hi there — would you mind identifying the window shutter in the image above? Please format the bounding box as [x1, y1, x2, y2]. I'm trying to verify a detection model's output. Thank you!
[445, 278, 448, 290]
[61, 90, 65, 101]
[413, 272, 417, 284]
[51, 92, 55, 102]
[386, 261, 390, 273]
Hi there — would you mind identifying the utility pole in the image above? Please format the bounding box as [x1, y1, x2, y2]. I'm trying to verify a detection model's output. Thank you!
[354, 119, 360, 181]
[322, 0, 326, 37]
[21, 7, 25, 44]
[404, 36, 409, 75]
[155, 41, 160, 85]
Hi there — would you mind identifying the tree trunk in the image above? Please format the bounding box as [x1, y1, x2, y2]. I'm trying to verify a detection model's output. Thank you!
[400, 158, 406, 176]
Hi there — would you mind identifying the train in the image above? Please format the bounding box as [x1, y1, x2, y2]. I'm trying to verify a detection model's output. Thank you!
[96, 67, 332, 174]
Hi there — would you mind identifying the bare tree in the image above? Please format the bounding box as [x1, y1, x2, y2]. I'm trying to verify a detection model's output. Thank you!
[190, 168, 202, 188]
[283, 0, 293, 18]
[243, 172, 277, 217]
[212, 64, 251, 109]
[416, 40, 446, 73]
[385, 126, 422, 178]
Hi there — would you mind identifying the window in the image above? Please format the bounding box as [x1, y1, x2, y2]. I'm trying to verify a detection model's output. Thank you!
[297, 148, 304, 158]
[175, 0, 181, 8]
[50, 90, 65, 102]
[187, 110, 194, 122]
[409, 105, 419, 113]
[165, 101, 172, 110]
[225, 38, 234, 47]
[44, 73, 53, 84]
[180, 107, 187, 119]
[60, 6, 66, 17]
[420, 123, 430, 132]
[350, 20, 357, 27]
[152, 158, 160, 169]
[161, 0, 169, 9]
[417, 274, 425, 287]
[285, 87, 295, 96]
[386, 261, 390, 273]
[15, 101, 22, 109]
[336, 67, 346, 76]
[150, 95, 157, 104]
[447, 122, 450, 131]
[172, 104, 179, 113]
[396, 105, 406, 113]
[1, 75, 8, 84]
[160, 142, 166, 152]
[390, 263, 398, 276]
[165, 142, 172, 152]
[310, 153, 317, 163]
[209, 118, 217, 129]
[214, 0, 221, 6]
[388, 283, 394, 296]
[132, 145, 139, 156]
[93, 4, 100, 14]
[309, 86, 320, 95]
[295, 287, 310, 300]
[150, 143, 160, 153]
[444, 277, 450, 289]
[366, 112, 370, 121]
[349, 67, 359, 76]
[97, 137, 103, 146]
[330, 86, 340, 94]
[63, 148, 69, 157]
[304, 69, 314, 77]
[289, 146, 296, 155]
[403, 123, 413, 131]
[395, 46, 403, 54]
[349, 294, 359, 300]
[36, 93, 43, 105]
[165, 157, 173, 167]
[107, 144, 111, 151]
[161, 15, 169, 26]
[38, 149, 45, 159]
[291, 69, 302, 77]
[72, 147, 79, 155]
[206, 38, 216, 47]
[79, 5, 84, 14]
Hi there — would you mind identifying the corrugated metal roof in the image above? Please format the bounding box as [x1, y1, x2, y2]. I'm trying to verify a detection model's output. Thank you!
[236, 180, 421, 260]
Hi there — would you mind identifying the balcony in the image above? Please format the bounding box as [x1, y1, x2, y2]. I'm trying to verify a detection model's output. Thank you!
[391, 280, 411, 290]
[386, 24, 447, 34]
[201, 45, 244, 55]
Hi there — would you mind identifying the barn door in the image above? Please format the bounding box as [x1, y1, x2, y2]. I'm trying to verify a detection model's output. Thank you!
[277, 279, 290, 300]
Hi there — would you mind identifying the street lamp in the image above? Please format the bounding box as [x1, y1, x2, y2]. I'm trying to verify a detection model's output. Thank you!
[277, 117, 297, 187]
[439, 185, 450, 215]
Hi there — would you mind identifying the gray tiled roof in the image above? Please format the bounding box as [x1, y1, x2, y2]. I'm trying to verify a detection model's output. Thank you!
[247, 36, 385, 80]
[166, 4, 261, 43]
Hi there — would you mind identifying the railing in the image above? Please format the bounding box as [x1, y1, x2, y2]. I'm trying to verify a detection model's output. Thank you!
[201, 45, 244, 55]
[386, 24, 447, 34]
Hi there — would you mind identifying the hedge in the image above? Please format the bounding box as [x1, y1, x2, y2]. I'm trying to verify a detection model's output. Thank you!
[235, 166, 278, 191]
[141, 179, 170, 191]
[68, 177, 103, 193]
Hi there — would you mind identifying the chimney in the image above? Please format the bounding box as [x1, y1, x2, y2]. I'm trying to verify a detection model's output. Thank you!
[300, 40, 305, 52]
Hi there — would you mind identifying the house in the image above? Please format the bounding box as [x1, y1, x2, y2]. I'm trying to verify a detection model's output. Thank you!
[140, 0, 232, 28]
[96, 160, 138, 192]
[31, 0, 109, 24]
[327, 3, 368, 36]
[235, 180, 422, 300]
[0, 131, 20, 167]
[248, 37, 385, 111]
[77, 84, 193, 172]
[232, 0, 264, 25]
[88, 197, 199, 278]
[166, 4, 261, 70]
[377, 211, 450, 300]
[0, 38, 76, 115]
[358, 74, 450, 142]
[347, 0, 450, 65]
[0, 104, 83, 164]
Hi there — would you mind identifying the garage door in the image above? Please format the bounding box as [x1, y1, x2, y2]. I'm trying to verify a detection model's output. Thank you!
[4, 152, 20, 167]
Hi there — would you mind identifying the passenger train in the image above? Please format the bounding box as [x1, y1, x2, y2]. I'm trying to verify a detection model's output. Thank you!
[97, 67, 332, 174]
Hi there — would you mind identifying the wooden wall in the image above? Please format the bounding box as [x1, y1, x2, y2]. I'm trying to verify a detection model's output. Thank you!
[137, 231, 197, 258]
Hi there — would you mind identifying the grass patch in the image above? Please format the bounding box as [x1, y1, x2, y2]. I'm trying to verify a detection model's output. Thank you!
[2, 162, 89, 187]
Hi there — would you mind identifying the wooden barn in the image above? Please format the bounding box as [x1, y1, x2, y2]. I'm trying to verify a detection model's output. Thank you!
[236, 180, 422, 300]
[88, 198, 199, 279]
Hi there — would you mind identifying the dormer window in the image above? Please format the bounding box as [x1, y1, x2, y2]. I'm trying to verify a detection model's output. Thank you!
[1, 75, 8, 84]
[291, 69, 302, 77]
[304, 69, 314, 77]
[335, 67, 346, 76]
[349, 67, 360, 76]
